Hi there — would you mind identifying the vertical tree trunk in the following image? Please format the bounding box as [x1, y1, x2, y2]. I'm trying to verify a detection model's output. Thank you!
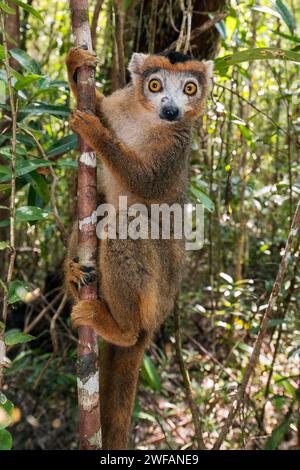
[69, 0, 101, 450]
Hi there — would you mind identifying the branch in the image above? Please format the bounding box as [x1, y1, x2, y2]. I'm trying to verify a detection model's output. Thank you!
[165, 11, 227, 53]
[113, 0, 126, 88]
[0, 5, 17, 389]
[70, 0, 101, 450]
[91, 0, 104, 50]
[213, 198, 300, 449]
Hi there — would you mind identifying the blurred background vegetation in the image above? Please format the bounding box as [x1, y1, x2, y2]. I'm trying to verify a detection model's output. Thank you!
[0, 0, 300, 450]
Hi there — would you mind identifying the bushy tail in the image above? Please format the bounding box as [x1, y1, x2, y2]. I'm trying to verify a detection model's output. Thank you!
[100, 333, 148, 450]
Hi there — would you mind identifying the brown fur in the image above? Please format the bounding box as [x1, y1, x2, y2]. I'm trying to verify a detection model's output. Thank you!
[64, 48, 211, 449]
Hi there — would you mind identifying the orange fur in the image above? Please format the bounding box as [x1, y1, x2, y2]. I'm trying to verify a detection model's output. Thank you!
[65, 49, 211, 449]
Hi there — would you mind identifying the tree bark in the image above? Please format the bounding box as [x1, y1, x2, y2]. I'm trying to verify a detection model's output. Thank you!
[69, 0, 101, 450]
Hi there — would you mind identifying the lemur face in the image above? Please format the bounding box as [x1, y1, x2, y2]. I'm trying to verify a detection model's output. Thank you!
[128, 52, 213, 123]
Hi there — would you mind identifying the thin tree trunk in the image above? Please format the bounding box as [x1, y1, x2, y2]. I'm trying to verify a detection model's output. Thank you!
[69, 0, 101, 450]
[91, 0, 104, 50]
[113, 0, 126, 88]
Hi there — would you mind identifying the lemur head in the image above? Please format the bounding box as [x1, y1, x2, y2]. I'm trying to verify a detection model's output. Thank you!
[128, 51, 213, 123]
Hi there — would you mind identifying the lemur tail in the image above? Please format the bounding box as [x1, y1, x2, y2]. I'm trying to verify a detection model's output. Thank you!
[100, 333, 148, 450]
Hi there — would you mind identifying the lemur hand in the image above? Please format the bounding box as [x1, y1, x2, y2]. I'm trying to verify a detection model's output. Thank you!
[70, 109, 110, 150]
[66, 46, 98, 83]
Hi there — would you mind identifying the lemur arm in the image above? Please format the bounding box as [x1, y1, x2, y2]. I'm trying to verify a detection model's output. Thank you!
[70, 109, 188, 200]
[66, 47, 104, 116]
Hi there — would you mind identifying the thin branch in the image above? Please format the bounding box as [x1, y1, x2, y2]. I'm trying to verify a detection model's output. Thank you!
[165, 11, 227, 53]
[174, 298, 206, 450]
[183, 0, 193, 55]
[0, 5, 17, 389]
[91, 0, 104, 51]
[113, 0, 126, 88]
[213, 198, 300, 449]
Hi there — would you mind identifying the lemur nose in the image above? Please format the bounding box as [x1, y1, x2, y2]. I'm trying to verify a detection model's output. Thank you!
[160, 105, 179, 122]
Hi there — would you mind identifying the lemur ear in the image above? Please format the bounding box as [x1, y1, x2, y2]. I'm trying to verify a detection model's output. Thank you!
[204, 60, 214, 80]
[128, 53, 148, 75]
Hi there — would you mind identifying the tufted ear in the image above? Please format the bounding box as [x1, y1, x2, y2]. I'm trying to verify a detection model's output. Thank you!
[204, 60, 214, 80]
[128, 53, 148, 75]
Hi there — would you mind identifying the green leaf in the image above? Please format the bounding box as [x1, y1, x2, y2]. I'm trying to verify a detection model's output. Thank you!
[215, 48, 300, 74]
[10, 0, 43, 21]
[0, 429, 12, 450]
[5, 330, 35, 346]
[9, 49, 40, 74]
[0, 1, 15, 14]
[0, 183, 10, 192]
[19, 103, 70, 118]
[272, 0, 296, 35]
[252, 5, 281, 19]
[0, 159, 52, 183]
[24, 171, 50, 204]
[46, 134, 78, 158]
[214, 19, 227, 40]
[0, 45, 4, 60]
[0, 241, 10, 251]
[8, 280, 30, 303]
[273, 30, 300, 44]
[265, 409, 292, 450]
[190, 185, 215, 212]
[56, 158, 78, 169]
[16, 205, 49, 222]
[14, 74, 43, 91]
[0, 394, 13, 430]
[141, 355, 162, 392]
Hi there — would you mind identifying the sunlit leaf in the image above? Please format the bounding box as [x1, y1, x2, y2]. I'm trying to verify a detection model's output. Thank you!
[14, 74, 43, 91]
[190, 185, 215, 212]
[10, 0, 43, 22]
[9, 49, 40, 74]
[215, 48, 300, 74]
[0, 1, 15, 14]
[271, 0, 296, 35]
[16, 205, 49, 222]
[141, 355, 162, 392]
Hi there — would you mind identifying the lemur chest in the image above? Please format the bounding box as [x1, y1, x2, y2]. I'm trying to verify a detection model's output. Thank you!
[110, 116, 148, 151]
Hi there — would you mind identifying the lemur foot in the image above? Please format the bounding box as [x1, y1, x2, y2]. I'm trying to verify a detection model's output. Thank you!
[66, 46, 98, 82]
[71, 299, 107, 329]
[67, 257, 96, 288]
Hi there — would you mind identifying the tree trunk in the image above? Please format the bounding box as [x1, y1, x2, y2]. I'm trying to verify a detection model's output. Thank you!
[69, 0, 101, 450]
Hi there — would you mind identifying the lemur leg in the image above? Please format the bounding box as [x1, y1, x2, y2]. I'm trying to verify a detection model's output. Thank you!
[71, 238, 153, 348]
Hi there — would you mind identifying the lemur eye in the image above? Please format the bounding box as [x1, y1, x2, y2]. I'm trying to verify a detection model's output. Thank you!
[149, 78, 162, 93]
[184, 82, 197, 96]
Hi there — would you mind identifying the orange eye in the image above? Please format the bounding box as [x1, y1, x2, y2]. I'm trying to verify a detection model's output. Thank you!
[148, 78, 162, 93]
[184, 82, 197, 96]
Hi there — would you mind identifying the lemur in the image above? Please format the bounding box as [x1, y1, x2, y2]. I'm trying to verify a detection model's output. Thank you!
[65, 47, 212, 449]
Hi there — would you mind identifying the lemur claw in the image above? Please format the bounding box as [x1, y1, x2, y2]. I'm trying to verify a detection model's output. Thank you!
[67, 257, 97, 289]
